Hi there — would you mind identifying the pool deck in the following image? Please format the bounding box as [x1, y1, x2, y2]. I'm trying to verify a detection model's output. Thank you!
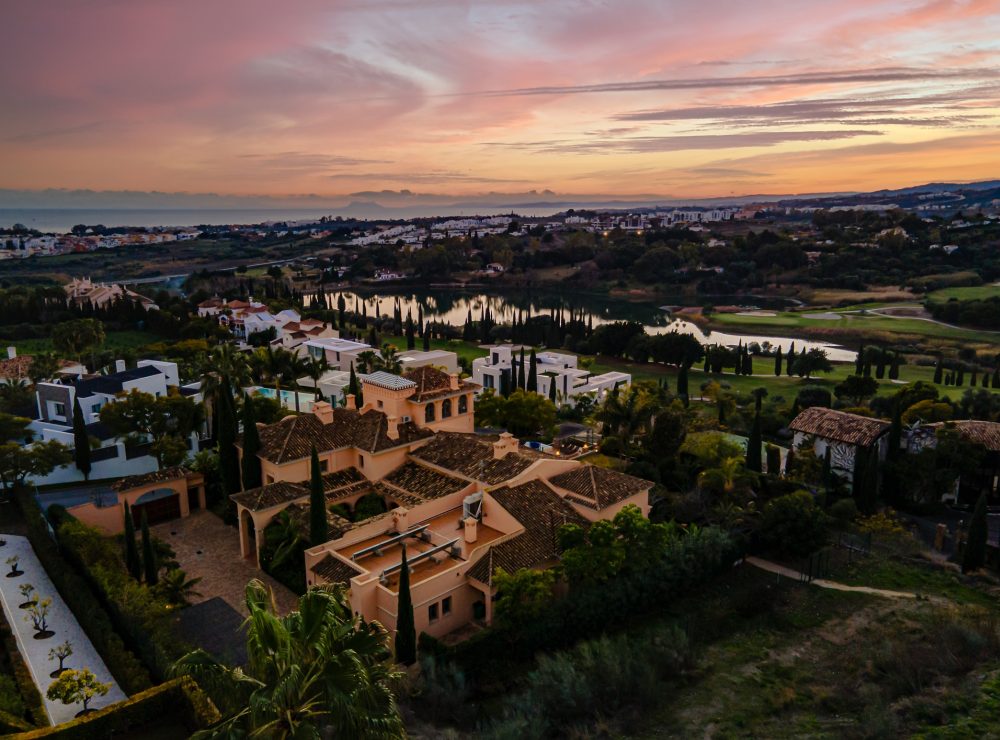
[0, 534, 126, 725]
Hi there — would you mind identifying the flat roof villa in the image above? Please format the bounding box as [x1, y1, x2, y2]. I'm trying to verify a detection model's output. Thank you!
[230, 366, 653, 641]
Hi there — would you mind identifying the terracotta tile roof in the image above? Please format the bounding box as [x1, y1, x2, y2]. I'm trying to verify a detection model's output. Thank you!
[467, 479, 588, 585]
[311, 554, 362, 585]
[928, 420, 1000, 452]
[380, 461, 469, 500]
[320, 467, 365, 492]
[548, 465, 651, 510]
[789, 407, 890, 447]
[112, 466, 192, 492]
[409, 432, 533, 484]
[230, 481, 308, 511]
[403, 366, 480, 402]
[249, 408, 432, 464]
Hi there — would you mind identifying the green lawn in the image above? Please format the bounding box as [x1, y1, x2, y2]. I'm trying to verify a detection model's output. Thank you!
[927, 283, 1000, 301]
[709, 309, 998, 345]
[0, 330, 163, 356]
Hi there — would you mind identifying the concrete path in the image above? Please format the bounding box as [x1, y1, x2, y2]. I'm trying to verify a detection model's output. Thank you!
[745, 556, 917, 599]
[0, 534, 127, 725]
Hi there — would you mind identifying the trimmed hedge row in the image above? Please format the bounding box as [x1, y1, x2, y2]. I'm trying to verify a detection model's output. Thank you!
[14, 676, 221, 739]
[45, 504, 176, 682]
[0, 603, 47, 727]
[13, 488, 152, 694]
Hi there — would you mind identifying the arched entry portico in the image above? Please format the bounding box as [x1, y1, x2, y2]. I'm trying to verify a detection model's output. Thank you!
[131, 487, 181, 526]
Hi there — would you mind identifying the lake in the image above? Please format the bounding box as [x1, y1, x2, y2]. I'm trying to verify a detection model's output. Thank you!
[305, 288, 856, 362]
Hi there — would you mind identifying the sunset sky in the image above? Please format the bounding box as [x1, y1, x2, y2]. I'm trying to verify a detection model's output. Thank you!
[3, 0, 1000, 203]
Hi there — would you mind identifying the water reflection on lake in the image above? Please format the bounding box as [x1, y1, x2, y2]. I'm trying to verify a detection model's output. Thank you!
[305, 289, 856, 362]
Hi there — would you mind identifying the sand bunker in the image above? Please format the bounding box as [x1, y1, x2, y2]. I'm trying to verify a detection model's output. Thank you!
[736, 311, 777, 317]
[802, 312, 843, 320]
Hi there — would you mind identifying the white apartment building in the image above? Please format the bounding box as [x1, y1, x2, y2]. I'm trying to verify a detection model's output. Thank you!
[472, 345, 630, 405]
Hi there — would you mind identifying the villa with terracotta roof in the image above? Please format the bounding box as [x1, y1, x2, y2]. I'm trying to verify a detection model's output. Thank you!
[905, 419, 1000, 505]
[229, 366, 653, 641]
[64, 277, 158, 311]
[789, 406, 891, 478]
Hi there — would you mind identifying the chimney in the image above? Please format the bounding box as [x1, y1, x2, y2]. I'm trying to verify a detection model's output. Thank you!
[391, 506, 410, 534]
[386, 415, 399, 441]
[115, 359, 126, 373]
[312, 400, 333, 425]
[345, 393, 356, 411]
[6, 347, 15, 360]
[463, 516, 478, 544]
[449, 373, 459, 391]
[493, 431, 519, 459]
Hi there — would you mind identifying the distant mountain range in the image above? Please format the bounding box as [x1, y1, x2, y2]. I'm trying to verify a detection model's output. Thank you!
[1, 179, 997, 223]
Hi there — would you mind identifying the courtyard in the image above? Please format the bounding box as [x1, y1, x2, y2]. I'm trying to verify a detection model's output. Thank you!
[151, 510, 298, 616]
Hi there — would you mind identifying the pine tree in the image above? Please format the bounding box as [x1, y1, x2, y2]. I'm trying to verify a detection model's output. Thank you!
[527, 348, 538, 393]
[140, 510, 158, 586]
[774, 346, 782, 376]
[122, 502, 141, 581]
[72, 397, 91, 481]
[962, 493, 988, 574]
[241, 394, 262, 490]
[746, 410, 762, 473]
[394, 544, 416, 665]
[309, 446, 327, 546]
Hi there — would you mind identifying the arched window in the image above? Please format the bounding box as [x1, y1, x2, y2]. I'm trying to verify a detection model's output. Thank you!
[458, 394, 468, 414]
[442, 398, 452, 418]
[425, 403, 435, 422]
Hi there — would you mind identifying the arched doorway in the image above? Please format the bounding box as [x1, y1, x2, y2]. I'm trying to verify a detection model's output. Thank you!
[131, 488, 181, 526]
[241, 509, 257, 560]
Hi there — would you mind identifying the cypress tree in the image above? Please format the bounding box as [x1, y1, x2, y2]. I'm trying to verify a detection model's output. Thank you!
[72, 397, 91, 481]
[888, 351, 901, 381]
[518, 348, 527, 390]
[548, 377, 557, 404]
[309, 446, 327, 546]
[217, 379, 242, 497]
[122, 502, 141, 581]
[746, 410, 762, 472]
[140, 510, 158, 586]
[875, 348, 886, 379]
[984, 373, 991, 389]
[405, 312, 415, 350]
[677, 363, 689, 407]
[500, 368, 511, 398]
[765, 444, 780, 475]
[774, 346, 783, 376]
[962, 493, 989, 574]
[856, 447, 879, 515]
[240, 394, 262, 490]
[993, 367, 1000, 388]
[422, 326, 430, 352]
[348, 362, 359, 401]
[527, 348, 538, 393]
[704, 353, 711, 374]
[786, 343, 796, 377]
[821, 448, 832, 490]
[883, 404, 903, 505]
[717, 398, 726, 425]
[394, 544, 416, 665]
[855, 344, 865, 376]
[510, 355, 519, 391]
[956, 366, 965, 386]
[971, 368, 979, 387]
[933, 356, 943, 384]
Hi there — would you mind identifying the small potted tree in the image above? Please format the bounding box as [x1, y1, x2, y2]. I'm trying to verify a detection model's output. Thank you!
[49, 640, 73, 678]
[25, 597, 54, 639]
[46, 668, 111, 717]
[5, 555, 22, 578]
[18, 583, 37, 609]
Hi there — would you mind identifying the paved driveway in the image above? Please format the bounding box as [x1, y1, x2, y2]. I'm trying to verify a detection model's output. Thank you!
[151, 511, 298, 616]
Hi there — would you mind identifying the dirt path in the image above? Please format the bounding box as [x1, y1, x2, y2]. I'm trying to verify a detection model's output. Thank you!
[745, 556, 918, 599]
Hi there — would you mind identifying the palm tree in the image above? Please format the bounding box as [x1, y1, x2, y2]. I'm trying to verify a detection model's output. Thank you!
[171, 579, 404, 739]
[155, 568, 203, 607]
[697, 456, 757, 499]
[596, 386, 657, 445]
[199, 345, 251, 441]
[375, 344, 402, 374]
[281, 353, 310, 413]
[304, 355, 330, 400]
[355, 350, 378, 375]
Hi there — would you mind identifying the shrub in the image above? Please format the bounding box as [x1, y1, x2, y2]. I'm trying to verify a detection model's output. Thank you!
[829, 498, 858, 526]
[857, 509, 906, 536]
[14, 676, 219, 739]
[758, 490, 830, 558]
